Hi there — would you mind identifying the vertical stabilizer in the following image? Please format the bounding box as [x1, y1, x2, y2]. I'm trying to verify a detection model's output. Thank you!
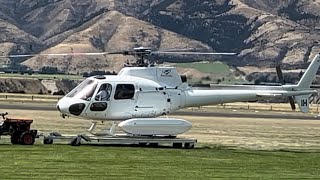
[295, 95, 310, 113]
[297, 54, 320, 88]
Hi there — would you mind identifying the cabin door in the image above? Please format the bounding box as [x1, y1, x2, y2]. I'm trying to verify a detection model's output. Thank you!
[85, 83, 112, 119]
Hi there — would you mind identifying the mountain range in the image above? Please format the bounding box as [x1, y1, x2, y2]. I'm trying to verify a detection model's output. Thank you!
[0, 0, 320, 80]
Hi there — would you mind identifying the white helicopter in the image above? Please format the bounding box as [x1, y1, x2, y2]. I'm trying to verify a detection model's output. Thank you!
[2, 47, 320, 136]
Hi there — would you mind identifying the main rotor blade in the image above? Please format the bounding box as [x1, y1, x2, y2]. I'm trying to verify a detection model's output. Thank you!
[0, 54, 36, 58]
[275, 65, 285, 85]
[157, 48, 204, 52]
[0, 52, 109, 58]
[152, 51, 238, 55]
[288, 96, 296, 111]
[0, 49, 238, 58]
[44, 52, 108, 56]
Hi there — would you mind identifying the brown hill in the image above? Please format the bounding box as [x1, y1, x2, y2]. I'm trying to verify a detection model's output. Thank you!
[0, 0, 320, 79]
[22, 10, 211, 74]
[139, 0, 320, 69]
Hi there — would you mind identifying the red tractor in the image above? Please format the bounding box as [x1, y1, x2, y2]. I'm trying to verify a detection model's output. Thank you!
[0, 112, 37, 145]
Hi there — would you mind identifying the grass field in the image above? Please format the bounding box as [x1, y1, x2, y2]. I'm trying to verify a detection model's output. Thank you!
[1, 145, 320, 179]
[0, 107, 320, 179]
[175, 61, 230, 74]
[174, 61, 245, 84]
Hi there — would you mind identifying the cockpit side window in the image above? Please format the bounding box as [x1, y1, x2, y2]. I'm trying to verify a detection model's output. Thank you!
[114, 84, 135, 100]
[95, 83, 112, 101]
[66, 79, 98, 101]
[67, 79, 93, 98]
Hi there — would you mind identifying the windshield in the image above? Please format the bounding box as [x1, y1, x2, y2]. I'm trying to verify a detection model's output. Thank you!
[66, 79, 98, 101]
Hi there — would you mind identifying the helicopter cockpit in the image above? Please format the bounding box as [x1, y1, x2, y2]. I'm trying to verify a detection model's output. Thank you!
[66, 79, 113, 102]
[58, 76, 139, 119]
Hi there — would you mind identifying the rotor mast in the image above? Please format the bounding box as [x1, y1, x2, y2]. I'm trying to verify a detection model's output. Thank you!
[122, 47, 152, 67]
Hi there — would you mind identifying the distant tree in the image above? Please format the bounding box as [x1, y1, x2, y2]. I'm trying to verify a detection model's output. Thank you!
[299, 70, 303, 78]
[271, 76, 277, 83]
[53, 90, 65, 95]
[89, 71, 106, 76]
[234, 71, 241, 77]
[201, 76, 211, 81]
[19, 65, 29, 72]
[82, 72, 89, 77]
[29, 44, 33, 51]
[41, 66, 59, 74]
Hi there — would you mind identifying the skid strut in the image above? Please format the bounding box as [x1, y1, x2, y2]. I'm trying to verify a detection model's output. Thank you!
[88, 121, 117, 136]
[88, 121, 97, 133]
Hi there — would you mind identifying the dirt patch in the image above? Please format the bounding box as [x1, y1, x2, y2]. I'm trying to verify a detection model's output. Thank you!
[2, 108, 320, 151]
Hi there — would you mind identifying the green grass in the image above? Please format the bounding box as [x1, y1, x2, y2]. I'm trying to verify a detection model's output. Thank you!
[175, 61, 230, 74]
[0, 144, 319, 179]
[174, 62, 246, 84]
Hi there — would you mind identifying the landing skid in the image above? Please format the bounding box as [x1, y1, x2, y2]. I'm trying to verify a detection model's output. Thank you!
[42, 132, 196, 148]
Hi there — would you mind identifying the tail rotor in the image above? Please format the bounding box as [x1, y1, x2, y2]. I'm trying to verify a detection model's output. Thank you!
[276, 64, 296, 111]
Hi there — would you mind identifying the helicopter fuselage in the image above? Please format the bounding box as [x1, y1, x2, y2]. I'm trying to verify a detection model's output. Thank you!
[57, 54, 320, 121]
[57, 66, 186, 120]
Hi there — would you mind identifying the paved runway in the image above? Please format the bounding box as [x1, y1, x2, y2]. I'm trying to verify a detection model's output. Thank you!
[173, 111, 320, 120]
[0, 103, 319, 120]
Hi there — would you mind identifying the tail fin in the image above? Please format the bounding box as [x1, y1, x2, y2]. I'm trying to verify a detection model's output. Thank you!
[295, 94, 310, 113]
[297, 54, 320, 88]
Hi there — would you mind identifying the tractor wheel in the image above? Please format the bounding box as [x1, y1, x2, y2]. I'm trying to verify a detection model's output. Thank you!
[11, 133, 20, 144]
[20, 132, 35, 145]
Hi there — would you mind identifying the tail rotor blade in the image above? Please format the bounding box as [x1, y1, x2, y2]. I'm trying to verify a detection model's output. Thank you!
[276, 64, 296, 110]
[288, 96, 296, 111]
[276, 65, 285, 85]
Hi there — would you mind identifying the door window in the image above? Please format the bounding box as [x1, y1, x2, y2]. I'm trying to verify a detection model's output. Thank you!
[95, 83, 112, 101]
[114, 84, 135, 100]
[90, 102, 107, 111]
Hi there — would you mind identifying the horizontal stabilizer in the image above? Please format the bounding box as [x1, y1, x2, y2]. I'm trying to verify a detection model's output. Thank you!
[256, 90, 315, 98]
[256, 93, 283, 97]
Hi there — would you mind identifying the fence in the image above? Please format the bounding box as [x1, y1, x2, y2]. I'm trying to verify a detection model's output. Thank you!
[0, 94, 63, 102]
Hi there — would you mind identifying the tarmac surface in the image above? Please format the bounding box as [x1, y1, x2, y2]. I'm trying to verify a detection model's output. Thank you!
[0, 103, 319, 120]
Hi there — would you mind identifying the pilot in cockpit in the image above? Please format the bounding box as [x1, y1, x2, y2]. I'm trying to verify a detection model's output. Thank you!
[95, 84, 110, 101]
